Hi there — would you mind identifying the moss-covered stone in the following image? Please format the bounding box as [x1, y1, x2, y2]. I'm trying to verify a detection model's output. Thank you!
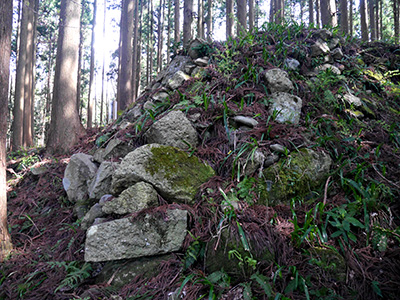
[258, 148, 332, 205]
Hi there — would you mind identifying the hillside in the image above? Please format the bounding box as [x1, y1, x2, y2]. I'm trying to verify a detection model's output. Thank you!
[2, 24, 400, 300]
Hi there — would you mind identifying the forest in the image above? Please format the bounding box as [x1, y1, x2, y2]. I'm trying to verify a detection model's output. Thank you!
[1, 0, 400, 299]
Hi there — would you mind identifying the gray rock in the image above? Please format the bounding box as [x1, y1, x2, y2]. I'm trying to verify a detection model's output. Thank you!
[264, 68, 294, 93]
[328, 38, 340, 50]
[81, 203, 106, 230]
[285, 58, 300, 70]
[268, 92, 303, 124]
[341, 93, 362, 107]
[84, 209, 188, 262]
[63, 153, 98, 203]
[144, 110, 198, 150]
[93, 139, 134, 163]
[331, 48, 343, 60]
[151, 91, 170, 103]
[194, 57, 209, 67]
[156, 56, 191, 86]
[187, 38, 209, 59]
[167, 70, 191, 90]
[31, 165, 47, 175]
[264, 153, 280, 167]
[111, 144, 215, 204]
[88, 162, 118, 200]
[270, 144, 289, 154]
[124, 105, 142, 123]
[311, 39, 330, 57]
[312, 29, 333, 41]
[102, 182, 158, 215]
[184, 61, 197, 75]
[241, 149, 265, 177]
[233, 116, 258, 128]
[315, 64, 341, 75]
[99, 194, 113, 206]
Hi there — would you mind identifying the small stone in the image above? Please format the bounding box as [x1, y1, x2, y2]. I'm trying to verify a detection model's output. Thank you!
[31, 166, 47, 175]
[285, 58, 300, 70]
[311, 39, 330, 57]
[270, 144, 289, 154]
[341, 93, 362, 107]
[194, 57, 209, 67]
[315, 64, 341, 75]
[264, 153, 280, 167]
[233, 116, 259, 128]
[331, 48, 343, 60]
[328, 38, 340, 50]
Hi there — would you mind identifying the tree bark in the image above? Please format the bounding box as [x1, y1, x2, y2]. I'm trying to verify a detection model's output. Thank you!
[360, 0, 368, 41]
[316, 0, 320, 27]
[166, 0, 172, 62]
[174, 0, 180, 44]
[237, 0, 247, 35]
[226, 0, 234, 38]
[157, 0, 165, 73]
[320, 0, 337, 27]
[132, 0, 141, 101]
[87, 0, 97, 128]
[340, 0, 348, 35]
[369, 0, 376, 40]
[0, 0, 13, 262]
[198, 0, 204, 38]
[350, 0, 353, 36]
[47, 0, 85, 154]
[274, 0, 285, 24]
[117, 0, 135, 111]
[183, 0, 193, 48]
[249, 0, 254, 31]
[394, 0, 399, 43]
[309, 0, 314, 25]
[206, 0, 213, 41]
[100, 0, 106, 124]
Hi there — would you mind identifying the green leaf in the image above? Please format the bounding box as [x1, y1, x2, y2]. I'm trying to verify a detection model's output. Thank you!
[331, 231, 343, 238]
[372, 281, 383, 297]
[251, 273, 273, 297]
[346, 217, 364, 229]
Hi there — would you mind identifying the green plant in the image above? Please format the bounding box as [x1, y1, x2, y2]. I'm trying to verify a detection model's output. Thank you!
[48, 261, 92, 293]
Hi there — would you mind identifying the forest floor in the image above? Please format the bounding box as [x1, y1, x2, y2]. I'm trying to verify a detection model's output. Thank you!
[2, 25, 400, 300]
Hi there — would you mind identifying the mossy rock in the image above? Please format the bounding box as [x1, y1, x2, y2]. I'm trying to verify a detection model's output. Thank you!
[112, 144, 215, 204]
[259, 148, 332, 205]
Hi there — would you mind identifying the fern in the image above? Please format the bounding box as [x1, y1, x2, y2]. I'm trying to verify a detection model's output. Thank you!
[48, 261, 92, 293]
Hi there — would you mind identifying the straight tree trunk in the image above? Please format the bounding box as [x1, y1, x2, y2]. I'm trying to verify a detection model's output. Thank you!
[206, 0, 213, 41]
[47, 0, 85, 154]
[100, 0, 106, 124]
[77, 0, 87, 118]
[157, 0, 165, 73]
[340, 0, 348, 35]
[320, 0, 337, 27]
[167, 0, 172, 62]
[183, 0, 193, 48]
[237, 0, 247, 35]
[0, 0, 13, 262]
[132, 0, 141, 100]
[394, 0, 399, 43]
[226, 0, 234, 38]
[350, 0, 353, 36]
[360, 0, 368, 41]
[309, 0, 314, 25]
[249, 0, 254, 32]
[12, 0, 29, 150]
[117, 0, 135, 111]
[369, 0, 376, 40]
[274, 0, 285, 24]
[316, 0, 320, 27]
[149, 0, 154, 80]
[198, 0, 204, 38]
[87, 0, 97, 128]
[174, 0, 180, 44]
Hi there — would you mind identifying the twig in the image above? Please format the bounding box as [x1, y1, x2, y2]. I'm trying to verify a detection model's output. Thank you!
[372, 164, 400, 189]
[323, 176, 331, 206]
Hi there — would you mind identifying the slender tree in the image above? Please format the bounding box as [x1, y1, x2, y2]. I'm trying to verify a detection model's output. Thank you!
[174, 0, 180, 44]
[226, 0, 234, 38]
[0, 0, 13, 261]
[198, 0, 204, 38]
[340, 0, 349, 34]
[47, 0, 85, 154]
[249, 0, 254, 31]
[117, 0, 135, 111]
[237, 0, 247, 35]
[360, 0, 368, 41]
[320, 0, 337, 27]
[316, 0, 320, 27]
[132, 0, 141, 100]
[394, 0, 399, 43]
[87, 0, 97, 128]
[206, 0, 213, 41]
[369, 0, 376, 40]
[350, 0, 353, 36]
[309, 0, 314, 25]
[157, 0, 165, 72]
[183, 0, 193, 48]
[100, 0, 107, 124]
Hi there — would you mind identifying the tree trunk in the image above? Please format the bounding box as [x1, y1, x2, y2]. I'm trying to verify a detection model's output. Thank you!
[167, 0, 172, 62]
[274, 0, 285, 24]
[12, 0, 29, 150]
[369, 0, 376, 40]
[309, 0, 314, 25]
[237, 0, 247, 35]
[174, 0, 180, 44]
[132, 0, 141, 101]
[320, 0, 337, 27]
[198, 0, 204, 38]
[149, 0, 154, 80]
[340, 0, 348, 34]
[87, 0, 97, 128]
[316, 0, 320, 27]
[47, 0, 85, 154]
[206, 0, 213, 41]
[100, 0, 106, 124]
[360, 0, 368, 41]
[350, 0, 353, 36]
[249, 0, 254, 31]
[226, 0, 233, 38]
[157, 0, 165, 73]
[394, 0, 399, 43]
[0, 0, 13, 262]
[183, 0, 193, 48]
[117, 0, 135, 112]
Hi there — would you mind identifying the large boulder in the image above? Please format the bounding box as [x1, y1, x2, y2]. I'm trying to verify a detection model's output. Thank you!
[111, 144, 215, 204]
[63, 153, 98, 203]
[84, 209, 188, 262]
[144, 110, 198, 150]
[260, 148, 332, 205]
[268, 92, 303, 124]
[102, 182, 158, 215]
[88, 161, 118, 200]
[264, 68, 294, 93]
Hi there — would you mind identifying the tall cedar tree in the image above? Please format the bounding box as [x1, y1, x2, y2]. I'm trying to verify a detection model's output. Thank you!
[360, 0, 368, 41]
[87, 0, 97, 128]
[0, 0, 13, 261]
[369, 0, 376, 40]
[47, 0, 85, 154]
[226, 0, 234, 38]
[183, 0, 193, 48]
[174, 0, 180, 44]
[117, 0, 135, 111]
[237, 0, 247, 35]
[206, 0, 213, 41]
[320, 0, 337, 26]
[309, 0, 314, 25]
[340, 0, 348, 34]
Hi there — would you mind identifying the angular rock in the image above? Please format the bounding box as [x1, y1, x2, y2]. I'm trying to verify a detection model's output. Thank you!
[63, 153, 98, 203]
[311, 39, 330, 57]
[102, 182, 158, 215]
[144, 110, 198, 150]
[315, 64, 341, 75]
[156, 55, 191, 86]
[88, 162, 118, 200]
[328, 38, 340, 50]
[167, 70, 191, 90]
[268, 92, 303, 124]
[241, 149, 265, 177]
[151, 91, 170, 103]
[81, 203, 106, 230]
[331, 48, 343, 60]
[260, 148, 332, 205]
[285, 58, 300, 70]
[194, 57, 209, 67]
[312, 29, 333, 41]
[264, 153, 280, 167]
[84, 209, 188, 262]
[187, 38, 210, 59]
[93, 139, 134, 163]
[270, 144, 289, 154]
[264, 68, 294, 93]
[111, 144, 215, 204]
[341, 93, 362, 107]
